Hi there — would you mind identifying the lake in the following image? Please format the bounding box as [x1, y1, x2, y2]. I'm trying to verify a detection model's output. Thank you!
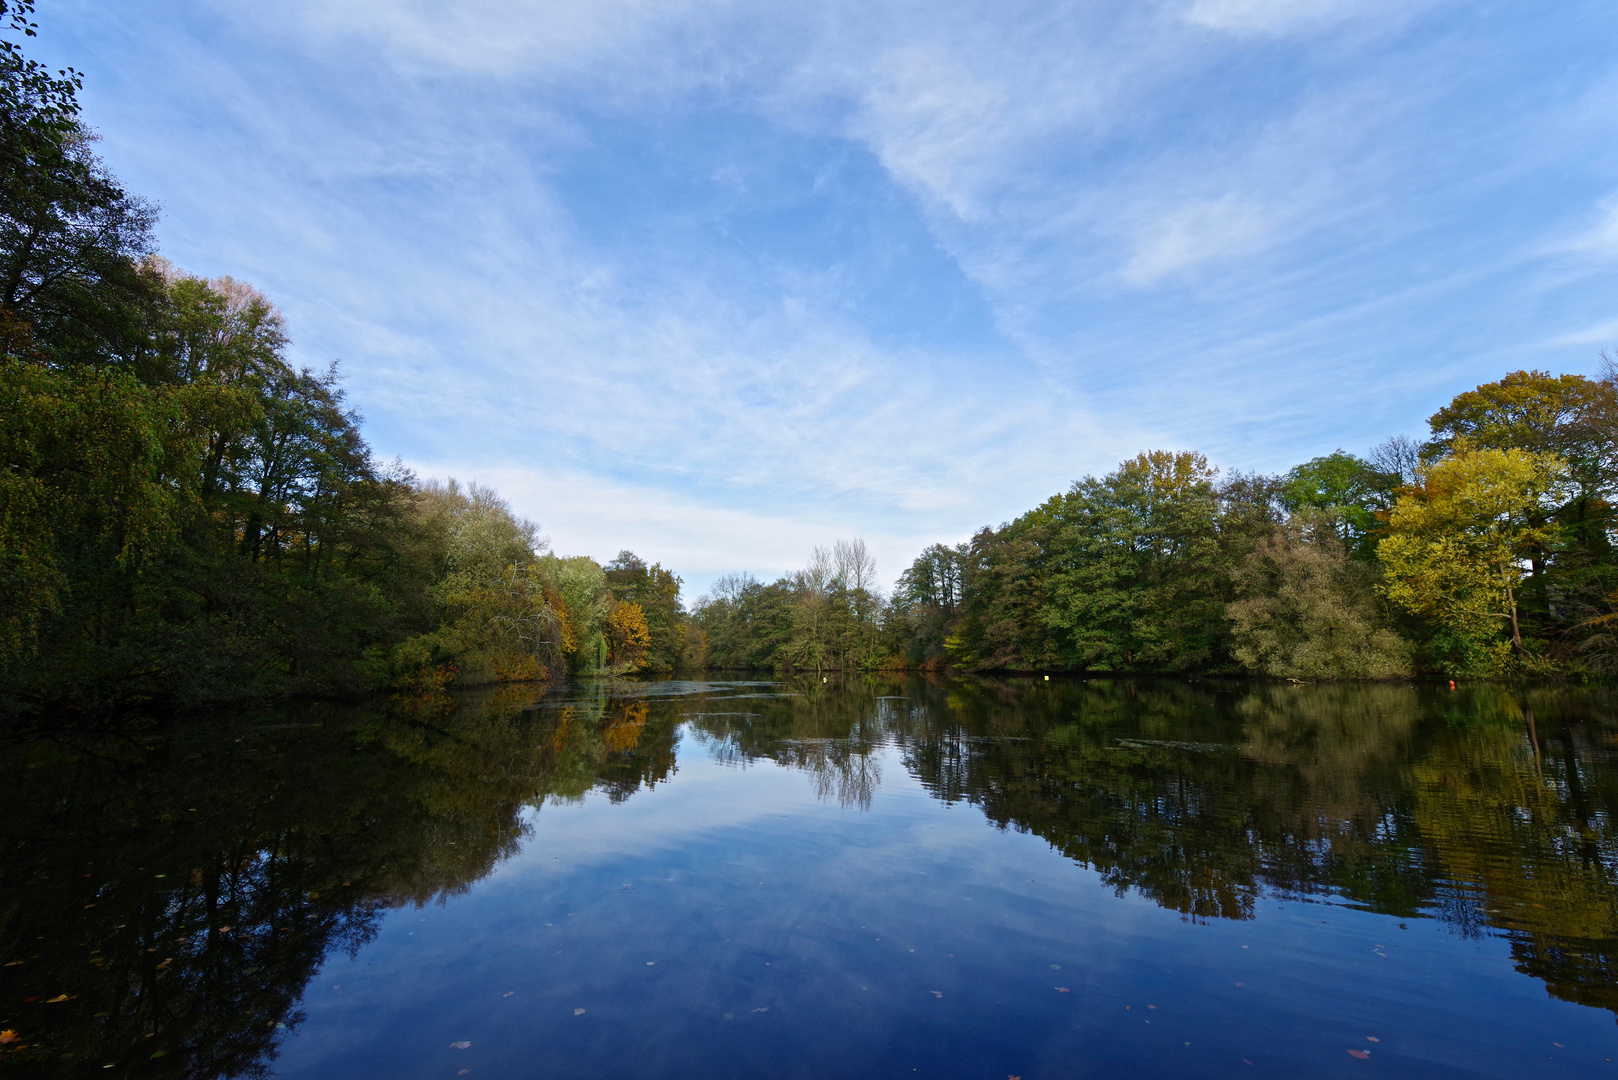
[2, 676, 1616, 1078]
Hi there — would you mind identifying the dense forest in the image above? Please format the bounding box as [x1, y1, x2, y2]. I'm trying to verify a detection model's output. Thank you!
[0, 2, 691, 710]
[693, 376, 1618, 681]
[5, 0, 1618, 713]
[867, 374, 1618, 681]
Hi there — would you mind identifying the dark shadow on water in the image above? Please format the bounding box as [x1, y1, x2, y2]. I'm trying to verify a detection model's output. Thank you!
[2, 676, 1616, 1075]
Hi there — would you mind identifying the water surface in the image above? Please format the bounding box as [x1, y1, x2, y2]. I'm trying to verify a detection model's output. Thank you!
[2, 677, 1616, 1078]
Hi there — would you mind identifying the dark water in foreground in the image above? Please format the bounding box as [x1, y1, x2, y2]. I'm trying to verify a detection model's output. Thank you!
[3, 678, 1617, 1079]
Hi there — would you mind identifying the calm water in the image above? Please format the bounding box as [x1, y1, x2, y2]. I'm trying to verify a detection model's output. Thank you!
[2, 677, 1617, 1079]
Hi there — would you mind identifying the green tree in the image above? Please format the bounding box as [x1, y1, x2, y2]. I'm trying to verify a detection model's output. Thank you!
[1228, 513, 1412, 679]
[1042, 450, 1227, 670]
[1279, 450, 1400, 553]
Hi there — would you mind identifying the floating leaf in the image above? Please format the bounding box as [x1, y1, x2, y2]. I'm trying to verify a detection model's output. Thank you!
[751, 1007, 769, 1013]
[450, 1041, 471, 1050]
[0, 1031, 16, 1044]
[503, 991, 515, 997]
[3, 961, 22, 967]
[1055, 987, 1070, 993]
[930, 991, 943, 998]
[1366, 1036, 1379, 1043]
[1242, 1060, 1253, 1066]
[573, 1008, 585, 1016]
[46, 994, 75, 1003]
[1347, 1049, 1370, 1059]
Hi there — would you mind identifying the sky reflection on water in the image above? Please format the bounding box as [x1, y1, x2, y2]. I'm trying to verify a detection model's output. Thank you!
[2, 677, 1616, 1078]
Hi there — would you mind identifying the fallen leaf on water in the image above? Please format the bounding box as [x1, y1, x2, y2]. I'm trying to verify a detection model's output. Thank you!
[0, 1031, 16, 1044]
[46, 994, 75, 1003]
[751, 1008, 769, 1013]
[3, 961, 22, 967]
[1242, 1060, 1253, 1066]
[1234, 982, 1244, 987]
[1366, 1036, 1379, 1042]
[155, 959, 173, 970]
[450, 1041, 471, 1049]
[1554, 1042, 1564, 1048]
[1147, 1005, 1156, 1010]
[1347, 1049, 1370, 1059]
[573, 1008, 585, 1016]
[503, 991, 514, 997]
[930, 991, 943, 998]
[458, 1071, 470, 1076]
[1055, 987, 1070, 993]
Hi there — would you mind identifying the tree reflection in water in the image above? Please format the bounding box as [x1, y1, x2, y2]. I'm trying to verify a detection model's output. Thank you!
[0, 682, 680, 1076]
[687, 676, 1618, 1018]
[1, 676, 1615, 1076]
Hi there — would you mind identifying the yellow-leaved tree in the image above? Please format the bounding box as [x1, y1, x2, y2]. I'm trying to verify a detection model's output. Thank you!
[1378, 447, 1571, 673]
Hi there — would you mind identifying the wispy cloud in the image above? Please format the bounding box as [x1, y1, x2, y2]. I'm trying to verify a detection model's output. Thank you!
[1121, 197, 1276, 285]
[1181, 0, 1413, 37]
[44, 0, 1618, 585]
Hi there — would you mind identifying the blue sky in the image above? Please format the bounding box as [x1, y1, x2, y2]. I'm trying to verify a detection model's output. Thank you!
[36, 0, 1618, 595]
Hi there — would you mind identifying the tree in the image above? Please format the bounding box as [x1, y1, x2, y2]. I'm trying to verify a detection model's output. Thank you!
[1042, 450, 1226, 670]
[1228, 513, 1412, 679]
[2, 0, 158, 368]
[1425, 370, 1618, 622]
[894, 542, 968, 666]
[604, 550, 684, 671]
[603, 599, 651, 672]
[1426, 371, 1618, 491]
[1279, 451, 1400, 553]
[1378, 447, 1572, 673]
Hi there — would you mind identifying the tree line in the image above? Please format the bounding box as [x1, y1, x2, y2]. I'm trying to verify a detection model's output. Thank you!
[875, 370, 1618, 679]
[0, 3, 691, 709]
[691, 368, 1618, 680]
